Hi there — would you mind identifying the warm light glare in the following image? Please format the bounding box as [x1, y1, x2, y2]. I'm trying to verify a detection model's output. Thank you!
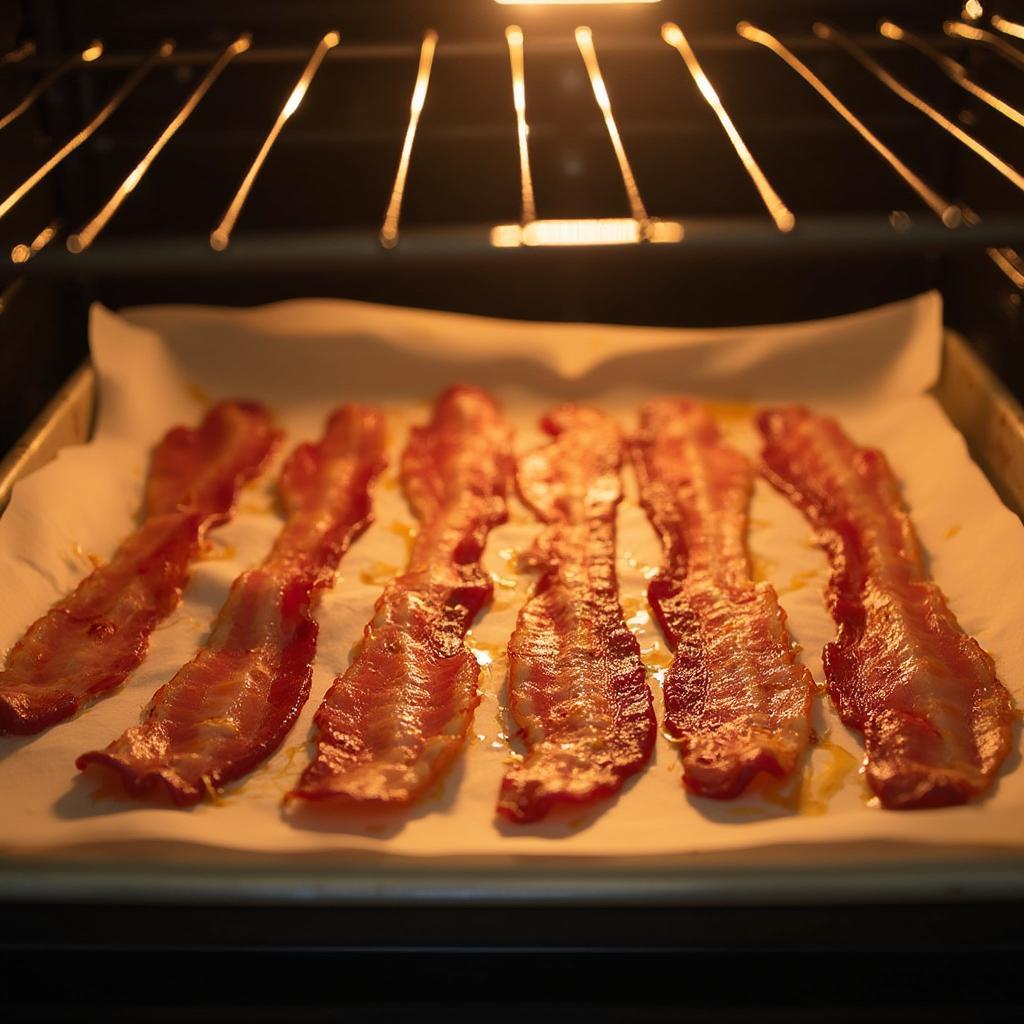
[945, 20, 983, 41]
[381, 30, 439, 247]
[0, 41, 172, 223]
[1, 40, 105, 134]
[69, 35, 250, 254]
[818, 22, 1024, 195]
[963, 1, 984, 20]
[738, 22, 960, 227]
[575, 26, 648, 224]
[881, 21, 1024, 130]
[490, 218, 682, 247]
[505, 25, 536, 224]
[211, 31, 338, 251]
[10, 219, 59, 264]
[991, 15, 1024, 41]
[494, 2, 661, 5]
[662, 22, 793, 232]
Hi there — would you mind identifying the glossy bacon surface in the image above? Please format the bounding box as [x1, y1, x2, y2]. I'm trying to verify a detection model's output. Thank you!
[77, 405, 386, 804]
[291, 386, 513, 807]
[759, 405, 1015, 809]
[0, 401, 278, 735]
[630, 399, 813, 799]
[498, 406, 655, 823]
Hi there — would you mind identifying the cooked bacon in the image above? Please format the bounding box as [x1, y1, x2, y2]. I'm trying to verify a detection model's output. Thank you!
[758, 405, 1015, 809]
[77, 405, 386, 804]
[0, 401, 278, 735]
[630, 399, 813, 799]
[498, 406, 655, 823]
[291, 385, 513, 807]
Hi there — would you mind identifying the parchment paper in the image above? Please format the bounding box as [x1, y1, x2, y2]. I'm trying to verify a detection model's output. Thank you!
[1, 291, 1022, 859]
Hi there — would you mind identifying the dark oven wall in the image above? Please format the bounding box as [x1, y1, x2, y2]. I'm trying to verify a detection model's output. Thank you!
[1, 0, 1023, 457]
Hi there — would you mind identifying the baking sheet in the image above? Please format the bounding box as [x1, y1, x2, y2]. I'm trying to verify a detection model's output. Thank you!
[1, 291, 1022, 860]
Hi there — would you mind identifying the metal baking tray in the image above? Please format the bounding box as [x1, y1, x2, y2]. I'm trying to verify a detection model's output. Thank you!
[1, 328, 1022, 908]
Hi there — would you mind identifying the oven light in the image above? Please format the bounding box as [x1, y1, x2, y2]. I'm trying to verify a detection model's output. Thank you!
[490, 217, 682, 246]
[494, 2, 660, 6]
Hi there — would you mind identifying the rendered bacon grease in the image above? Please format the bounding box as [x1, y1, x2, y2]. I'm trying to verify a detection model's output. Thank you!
[290, 385, 513, 807]
[78, 405, 386, 804]
[630, 399, 813, 798]
[759, 405, 1015, 809]
[499, 406, 656, 823]
[0, 401, 278, 735]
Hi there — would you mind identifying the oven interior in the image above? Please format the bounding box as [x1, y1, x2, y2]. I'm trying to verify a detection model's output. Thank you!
[2, 0, 1023, 1019]
[2, 0, 1024, 453]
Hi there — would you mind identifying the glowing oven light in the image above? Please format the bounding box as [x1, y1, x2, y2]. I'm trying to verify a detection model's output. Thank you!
[489, 218, 683, 247]
[494, 2, 660, 6]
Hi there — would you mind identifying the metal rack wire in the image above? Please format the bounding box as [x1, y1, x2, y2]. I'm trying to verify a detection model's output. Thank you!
[2, 12, 1024, 285]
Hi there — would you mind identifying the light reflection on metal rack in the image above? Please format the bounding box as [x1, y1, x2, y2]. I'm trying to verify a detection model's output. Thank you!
[505, 25, 536, 226]
[0, 40, 173, 224]
[737, 22, 1024, 290]
[0, 41, 103, 134]
[991, 14, 1024, 42]
[736, 22, 959, 226]
[962, 206, 1024, 289]
[661, 21, 793, 233]
[211, 31, 338, 252]
[575, 25, 650, 233]
[880, 22, 1024, 130]
[380, 29, 438, 249]
[945, 20, 1024, 72]
[819, 23, 1024, 195]
[10, 219, 60, 265]
[0, 20, 1021, 275]
[69, 34, 250, 255]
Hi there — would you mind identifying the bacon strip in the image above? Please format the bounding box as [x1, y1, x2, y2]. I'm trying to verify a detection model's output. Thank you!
[0, 401, 278, 735]
[77, 405, 386, 804]
[498, 406, 655, 823]
[758, 405, 1015, 809]
[290, 386, 513, 807]
[630, 399, 813, 799]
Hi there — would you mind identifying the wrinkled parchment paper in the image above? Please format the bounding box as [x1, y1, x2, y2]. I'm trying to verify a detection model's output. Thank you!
[1, 291, 1022, 859]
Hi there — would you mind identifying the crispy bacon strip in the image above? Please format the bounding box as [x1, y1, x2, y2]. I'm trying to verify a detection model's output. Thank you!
[630, 399, 813, 799]
[77, 405, 386, 804]
[758, 405, 1015, 809]
[290, 385, 513, 808]
[0, 401, 278, 735]
[498, 406, 655, 823]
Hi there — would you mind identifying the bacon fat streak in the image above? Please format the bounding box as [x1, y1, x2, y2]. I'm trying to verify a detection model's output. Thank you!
[758, 405, 1015, 809]
[630, 399, 813, 799]
[0, 401, 278, 735]
[498, 405, 655, 823]
[77, 405, 385, 803]
[291, 386, 513, 807]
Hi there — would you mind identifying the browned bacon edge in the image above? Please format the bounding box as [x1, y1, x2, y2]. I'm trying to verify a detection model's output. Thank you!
[76, 405, 386, 805]
[289, 385, 513, 808]
[0, 401, 278, 736]
[498, 405, 655, 823]
[758, 404, 1015, 809]
[630, 398, 813, 799]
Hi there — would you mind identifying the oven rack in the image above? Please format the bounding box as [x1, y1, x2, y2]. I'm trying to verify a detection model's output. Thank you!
[2, 16, 1024, 283]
